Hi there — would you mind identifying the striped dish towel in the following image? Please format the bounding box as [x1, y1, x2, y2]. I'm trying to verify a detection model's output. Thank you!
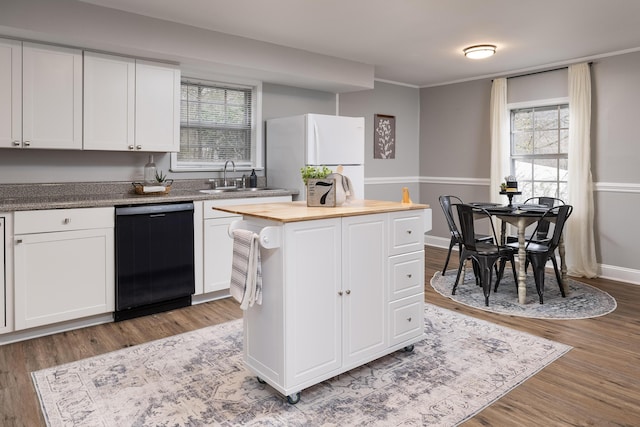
[230, 229, 262, 310]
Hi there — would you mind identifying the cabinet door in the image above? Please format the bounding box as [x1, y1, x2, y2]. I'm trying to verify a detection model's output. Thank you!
[84, 52, 135, 151]
[284, 218, 342, 386]
[135, 60, 180, 152]
[22, 42, 82, 150]
[0, 38, 21, 149]
[342, 214, 387, 367]
[14, 228, 114, 330]
[203, 215, 241, 293]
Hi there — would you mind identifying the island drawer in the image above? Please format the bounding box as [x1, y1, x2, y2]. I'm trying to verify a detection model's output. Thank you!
[388, 294, 424, 346]
[388, 251, 424, 301]
[388, 211, 425, 255]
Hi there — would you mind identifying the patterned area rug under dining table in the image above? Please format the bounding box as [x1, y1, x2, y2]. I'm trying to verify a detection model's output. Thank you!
[431, 269, 617, 319]
[32, 303, 571, 426]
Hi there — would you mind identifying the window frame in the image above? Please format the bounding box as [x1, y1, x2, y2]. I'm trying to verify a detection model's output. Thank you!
[506, 97, 569, 201]
[170, 76, 263, 172]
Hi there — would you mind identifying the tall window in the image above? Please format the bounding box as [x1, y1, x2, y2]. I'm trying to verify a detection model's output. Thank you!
[171, 79, 260, 171]
[510, 104, 569, 201]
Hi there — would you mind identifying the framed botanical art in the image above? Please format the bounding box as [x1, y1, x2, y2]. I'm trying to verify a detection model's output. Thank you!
[374, 114, 395, 159]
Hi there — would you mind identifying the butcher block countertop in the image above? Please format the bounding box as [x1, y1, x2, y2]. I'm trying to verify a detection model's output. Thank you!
[214, 200, 429, 223]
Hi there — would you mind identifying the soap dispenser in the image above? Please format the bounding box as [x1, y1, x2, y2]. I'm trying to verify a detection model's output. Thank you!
[144, 155, 157, 184]
[249, 169, 258, 188]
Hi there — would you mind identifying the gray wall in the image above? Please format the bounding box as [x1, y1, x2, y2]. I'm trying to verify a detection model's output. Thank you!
[420, 53, 640, 275]
[341, 81, 421, 201]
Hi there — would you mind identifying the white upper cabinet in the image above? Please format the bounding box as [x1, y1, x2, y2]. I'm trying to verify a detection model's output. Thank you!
[136, 60, 180, 152]
[22, 42, 83, 150]
[0, 38, 22, 149]
[84, 52, 135, 151]
[84, 54, 180, 152]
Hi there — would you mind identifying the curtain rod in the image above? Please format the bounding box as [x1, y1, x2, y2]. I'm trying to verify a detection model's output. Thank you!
[494, 62, 592, 81]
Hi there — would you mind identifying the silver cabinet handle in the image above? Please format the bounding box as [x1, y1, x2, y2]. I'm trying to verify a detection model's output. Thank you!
[23, 141, 31, 147]
[407, 317, 412, 322]
[63, 218, 71, 224]
[345, 289, 351, 295]
[15, 238, 23, 244]
[407, 273, 412, 278]
[128, 145, 135, 150]
[13, 140, 20, 146]
[406, 230, 412, 234]
[136, 145, 142, 150]
[338, 291, 343, 296]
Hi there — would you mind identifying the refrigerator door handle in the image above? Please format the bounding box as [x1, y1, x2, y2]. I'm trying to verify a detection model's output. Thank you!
[312, 121, 320, 164]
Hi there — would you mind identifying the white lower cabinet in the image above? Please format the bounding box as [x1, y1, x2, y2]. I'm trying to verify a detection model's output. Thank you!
[200, 196, 292, 296]
[243, 209, 428, 402]
[13, 207, 114, 330]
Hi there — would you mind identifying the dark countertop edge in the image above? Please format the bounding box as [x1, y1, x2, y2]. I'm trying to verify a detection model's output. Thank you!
[0, 189, 298, 212]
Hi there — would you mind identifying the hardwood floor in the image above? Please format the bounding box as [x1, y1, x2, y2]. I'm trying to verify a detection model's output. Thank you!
[1, 246, 639, 426]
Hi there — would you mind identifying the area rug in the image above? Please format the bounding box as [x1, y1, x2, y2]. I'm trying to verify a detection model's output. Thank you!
[431, 269, 617, 320]
[32, 304, 571, 427]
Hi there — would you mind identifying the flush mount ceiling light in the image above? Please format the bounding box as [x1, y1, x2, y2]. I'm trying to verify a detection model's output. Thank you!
[463, 44, 496, 59]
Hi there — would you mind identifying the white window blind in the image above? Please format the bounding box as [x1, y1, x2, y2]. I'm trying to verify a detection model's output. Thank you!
[177, 81, 253, 167]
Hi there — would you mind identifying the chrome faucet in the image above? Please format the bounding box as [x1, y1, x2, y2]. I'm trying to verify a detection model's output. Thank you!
[223, 160, 236, 187]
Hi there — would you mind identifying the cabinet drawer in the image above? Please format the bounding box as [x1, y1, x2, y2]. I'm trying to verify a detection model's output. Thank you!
[15, 207, 114, 234]
[388, 251, 424, 301]
[389, 294, 424, 346]
[388, 211, 424, 255]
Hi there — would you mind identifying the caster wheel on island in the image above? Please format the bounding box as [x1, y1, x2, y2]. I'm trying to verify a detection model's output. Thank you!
[287, 392, 301, 404]
[256, 377, 266, 384]
[403, 344, 415, 352]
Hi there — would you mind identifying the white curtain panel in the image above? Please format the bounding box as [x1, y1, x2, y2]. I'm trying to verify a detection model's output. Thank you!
[490, 78, 509, 204]
[566, 63, 598, 278]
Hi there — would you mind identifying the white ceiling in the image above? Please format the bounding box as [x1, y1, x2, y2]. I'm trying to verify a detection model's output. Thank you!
[78, 0, 640, 87]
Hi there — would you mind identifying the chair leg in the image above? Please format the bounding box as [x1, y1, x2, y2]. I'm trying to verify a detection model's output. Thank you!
[494, 259, 506, 292]
[442, 237, 457, 275]
[452, 250, 467, 295]
[528, 254, 547, 304]
[477, 257, 498, 306]
[550, 256, 566, 297]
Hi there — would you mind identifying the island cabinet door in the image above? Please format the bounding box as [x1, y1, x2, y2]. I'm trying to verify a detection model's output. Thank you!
[341, 213, 387, 368]
[284, 218, 342, 387]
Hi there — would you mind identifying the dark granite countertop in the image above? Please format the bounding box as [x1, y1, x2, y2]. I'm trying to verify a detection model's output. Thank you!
[0, 180, 298, 212]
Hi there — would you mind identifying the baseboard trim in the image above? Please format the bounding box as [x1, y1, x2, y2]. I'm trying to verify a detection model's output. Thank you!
[424, 238, 640, 286]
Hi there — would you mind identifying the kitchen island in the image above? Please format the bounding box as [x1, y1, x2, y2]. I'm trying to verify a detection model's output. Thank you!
[216, 200, 431, 403]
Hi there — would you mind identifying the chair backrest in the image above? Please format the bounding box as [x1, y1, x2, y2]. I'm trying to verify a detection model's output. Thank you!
[439, 195, 464, 239]
[524, 197, 565, 239]
[527, 204, 573, 251]
[455, 203, 500, 252]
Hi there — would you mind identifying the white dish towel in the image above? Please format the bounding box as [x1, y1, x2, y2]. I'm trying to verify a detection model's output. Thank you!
[230, 229, 263, 310]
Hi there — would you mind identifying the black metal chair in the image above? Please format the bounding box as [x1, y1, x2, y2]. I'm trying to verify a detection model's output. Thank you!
[506, 204, 573, 304]
[452, 204, 517, 306]
[439, 195, 494, 275]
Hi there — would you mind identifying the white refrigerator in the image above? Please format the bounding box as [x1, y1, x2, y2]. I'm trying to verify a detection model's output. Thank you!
[266, 114, 365, 201]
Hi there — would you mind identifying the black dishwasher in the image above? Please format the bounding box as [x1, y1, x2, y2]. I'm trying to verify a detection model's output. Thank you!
[114, 202, 195, 321]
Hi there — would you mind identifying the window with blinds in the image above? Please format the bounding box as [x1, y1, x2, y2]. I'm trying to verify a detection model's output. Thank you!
[175, 80, 254, 169]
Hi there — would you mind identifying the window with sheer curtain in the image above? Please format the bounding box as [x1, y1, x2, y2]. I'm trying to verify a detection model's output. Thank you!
[171, 79, 260, 171]
[510, 104, 569, 201]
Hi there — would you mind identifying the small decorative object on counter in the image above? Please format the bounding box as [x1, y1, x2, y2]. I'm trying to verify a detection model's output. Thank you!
[307, 178, 336, 207]
[505, 175, 518, 192]
[249, 169, 258, 188]
[144, 155, 157, 184]
[132, 169, 172, 195]
[401, 187, 413, 204]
